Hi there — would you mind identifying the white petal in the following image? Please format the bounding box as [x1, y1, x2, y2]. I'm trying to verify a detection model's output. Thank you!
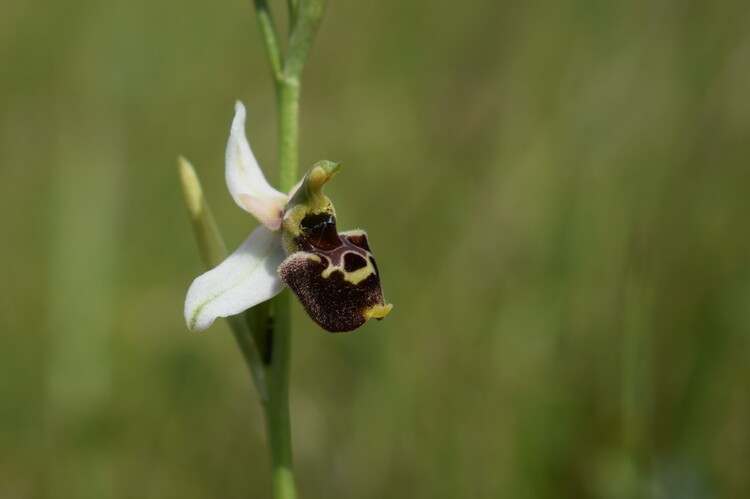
[226, 101, 287, 218]
[185, 225, 286, 331]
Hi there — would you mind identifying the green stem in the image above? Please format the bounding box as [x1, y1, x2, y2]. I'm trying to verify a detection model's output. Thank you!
[253, 2, 326, 497]
[229, 315, 268, 403]
[263, 73, 301, 499]
[266, 291, 295, 499]
[276, 79, 300, 192]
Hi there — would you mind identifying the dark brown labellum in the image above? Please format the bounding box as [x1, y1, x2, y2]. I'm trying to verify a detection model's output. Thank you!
[279, 223, 390, 332]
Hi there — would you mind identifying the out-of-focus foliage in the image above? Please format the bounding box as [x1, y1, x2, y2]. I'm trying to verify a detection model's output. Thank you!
[1, 0, 749, 497]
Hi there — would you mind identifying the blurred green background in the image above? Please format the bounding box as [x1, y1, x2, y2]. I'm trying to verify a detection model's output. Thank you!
[2, 0, 749, 497]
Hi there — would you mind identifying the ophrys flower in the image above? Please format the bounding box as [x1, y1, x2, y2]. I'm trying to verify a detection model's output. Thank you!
[185, 101, 392, 333]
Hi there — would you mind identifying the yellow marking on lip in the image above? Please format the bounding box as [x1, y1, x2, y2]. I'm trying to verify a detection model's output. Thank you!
[321, 264, 335, 279]
[343, 265, 375, 285]
[320, 253, 375, 285]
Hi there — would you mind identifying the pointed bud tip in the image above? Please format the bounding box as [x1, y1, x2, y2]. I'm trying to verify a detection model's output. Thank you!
[178, 155, 195, 180]
[178, 156, 204, 216]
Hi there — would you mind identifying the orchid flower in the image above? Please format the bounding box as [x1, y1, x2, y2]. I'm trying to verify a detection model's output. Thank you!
[185, 101, 392, 333]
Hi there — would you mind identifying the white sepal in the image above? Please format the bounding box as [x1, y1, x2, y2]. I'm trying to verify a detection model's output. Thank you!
[225, 101, 287, 228]
[185, 225, 286, 331]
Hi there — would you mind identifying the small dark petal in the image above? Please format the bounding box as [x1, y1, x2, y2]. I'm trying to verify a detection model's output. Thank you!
[343, 231, 371, 252]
